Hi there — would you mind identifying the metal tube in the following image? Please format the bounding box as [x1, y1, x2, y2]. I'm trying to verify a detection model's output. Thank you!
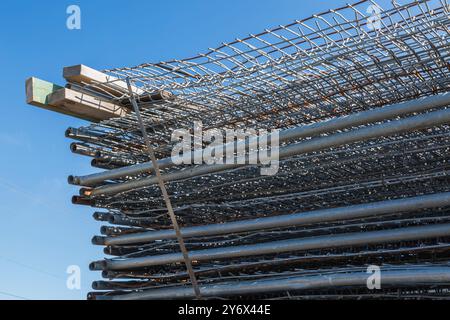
[107, 215, 151, 228]
[70, 143, 98, 158]
[92, 280, 145, 291]
[91, 158, 128, 170]
[100, 226, 137, 236]
[65, 127, 104, 141]
[90, 107, 450, 196]
[71, 196, 93, 206]
[93, 212, 111, 222]
[99, 192, 450, 246]
[70, 93, 450, 186]
[91, 223, 450, 271]
[96, 267, 450, 300]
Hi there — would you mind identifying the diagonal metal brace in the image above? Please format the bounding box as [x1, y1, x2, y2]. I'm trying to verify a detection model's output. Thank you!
[125, 78, 201, 299]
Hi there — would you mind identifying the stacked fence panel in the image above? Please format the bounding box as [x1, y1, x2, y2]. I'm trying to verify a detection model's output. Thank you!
[63, 0, 450, 300]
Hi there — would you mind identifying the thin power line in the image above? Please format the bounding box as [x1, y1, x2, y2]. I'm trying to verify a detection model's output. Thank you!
[0, 256, 64, 280]
[0, 177, 64, 213]
[0, 291, 30, 300]
[0, 256, 91, 288]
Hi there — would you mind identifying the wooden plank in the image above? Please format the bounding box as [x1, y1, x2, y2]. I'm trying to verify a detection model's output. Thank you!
[25, 77, 87, 119]
[63, 64, 144, 96]
[26, 77, 130, 122]
[47, 88, 130, 122]
[26, 77, 62, 107]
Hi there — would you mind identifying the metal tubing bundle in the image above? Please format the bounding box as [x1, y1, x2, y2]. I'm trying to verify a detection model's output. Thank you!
[94, 266, 450, 300]
[28, 0, 450, 299]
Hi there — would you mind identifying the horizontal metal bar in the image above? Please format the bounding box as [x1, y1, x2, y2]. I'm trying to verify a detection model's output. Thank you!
[66, 127, 104, 141]
[93, 212, 111, 222]
[70, 92, 450, 187]
[107, 215, 152, 228]
[89, 107, 450, 196]
[91, 280, 145, 291]
[70, 143, 98, 158]
[100, 226, 138, 236]
[96, 192, 450, 246]
[94, 267, 450, 300]
[90, 223, 450, 271]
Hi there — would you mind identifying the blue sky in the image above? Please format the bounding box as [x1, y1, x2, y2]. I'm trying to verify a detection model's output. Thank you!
[0, 0, 393, 300]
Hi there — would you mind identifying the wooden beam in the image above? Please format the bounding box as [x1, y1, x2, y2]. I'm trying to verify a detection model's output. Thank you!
[26, 77, 130, 122]
[47, 88, 129, 122]
[63, 64, 144, 96]
[26, 77, 62, 108]
[26, 77, 87, 119]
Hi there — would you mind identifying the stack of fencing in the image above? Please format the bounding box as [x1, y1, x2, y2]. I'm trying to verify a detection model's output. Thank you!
[28, 0, 450, 299]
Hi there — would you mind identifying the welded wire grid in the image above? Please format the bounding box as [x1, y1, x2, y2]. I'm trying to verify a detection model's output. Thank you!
[72, 0, 450, 161]
[62, 0, 450, 299]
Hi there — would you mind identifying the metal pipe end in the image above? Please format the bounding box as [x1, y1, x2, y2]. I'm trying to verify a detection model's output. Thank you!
[80, 187, 93, 197]
[65, 128, 75, 138]
[87, 292, 96, 300]
[92, 281, 103, 290]
[87, 292, 112, 300]
[92, 281, 116, 291]
[89, 260, 106, 271]
[72, 195, 93, 206]
[68, 175, 79, 185]
[93, 211, 109, 222]
[70, 143, 78, 153]
[91, 159, 99, 167]
[100, 226, 108, 235]
[102, 270, 112, 279]
[92, 236, 106, 245]
[71, 195, 79, 204]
